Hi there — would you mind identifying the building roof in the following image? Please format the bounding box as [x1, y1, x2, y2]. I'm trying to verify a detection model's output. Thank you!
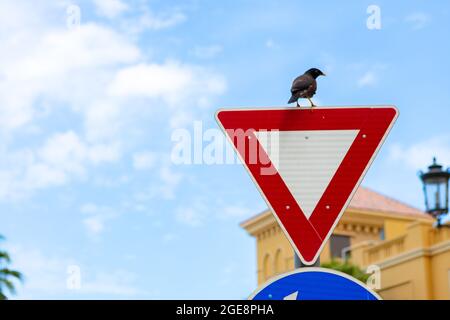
[241, 186, 431, 227]
[349, 186, 429, 218]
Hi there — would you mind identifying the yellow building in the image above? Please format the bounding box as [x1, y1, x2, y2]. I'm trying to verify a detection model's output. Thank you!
[241, 186, 450, 299]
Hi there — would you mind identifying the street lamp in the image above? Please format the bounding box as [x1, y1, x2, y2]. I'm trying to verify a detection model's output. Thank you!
[419, 157, 450, 227]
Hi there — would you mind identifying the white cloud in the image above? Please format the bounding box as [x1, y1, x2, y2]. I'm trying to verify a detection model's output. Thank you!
[0, 2, 141, 150]
[118, 57, 178, 94]
[219, 205, 252, 220]
[191, 45, 223, 59]
[133, 151, 157, 170]
[22, 163, 67, 190]
[169, 110, 195, 129]
[81, 203, 118, 236]
[35, 131, 120, 180]
[357, 71, 377, 87]
[121, 9, 186, 33]
[175, 199, 208, 227]
[39, 131, 89, 175]
[84, 100, 123, 143]
[0, 19, 140, 133]
[107, 61, 226, 130]
[93, 174, 130, 188]
[355, 64, 387, 88]
[389, 135, 450, 169]
[141, 11, 186, 30]
[6, 245, 143, 298]
[83, 216, 105, 234]
[405, 12, 430, 30]
[5, 245, 72, 298]
[0, 131, 120, 200]
[131, 161, 183, 203]
[160, 166, 183, 198]
[176, 207, 203, 227]
[108, 62, 226, 107]
[79, 270, 142, 296]
[93, 0, 128, 18]
[10, 24, 139, 80]
[0, 2, 226, 203]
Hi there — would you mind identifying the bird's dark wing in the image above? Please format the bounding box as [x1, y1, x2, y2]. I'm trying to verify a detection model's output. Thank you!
[290, 74, 314, 94]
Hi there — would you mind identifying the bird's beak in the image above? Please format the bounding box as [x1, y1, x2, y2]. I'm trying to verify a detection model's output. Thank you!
[322, 73, 327, 76]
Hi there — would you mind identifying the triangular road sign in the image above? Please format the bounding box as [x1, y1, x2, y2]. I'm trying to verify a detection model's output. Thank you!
[216, 106, 398, 265]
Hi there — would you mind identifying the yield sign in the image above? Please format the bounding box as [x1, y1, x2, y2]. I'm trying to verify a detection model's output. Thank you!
[216, 106, 398, 265]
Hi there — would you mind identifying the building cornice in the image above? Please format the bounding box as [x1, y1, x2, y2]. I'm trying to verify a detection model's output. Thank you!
[241, 207, 432, 236]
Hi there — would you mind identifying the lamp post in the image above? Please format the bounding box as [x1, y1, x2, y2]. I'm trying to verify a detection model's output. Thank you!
[419, 157, 450, 228]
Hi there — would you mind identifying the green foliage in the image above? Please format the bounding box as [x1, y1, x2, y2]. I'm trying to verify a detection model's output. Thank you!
[0, 234, 23, 300]
[321, 259, 369, 283]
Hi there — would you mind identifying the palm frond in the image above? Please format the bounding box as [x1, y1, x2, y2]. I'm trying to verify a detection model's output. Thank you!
[0, 234, 23, 299]
[0, 268, 23, 281]
[0, 250, 11, 263]
[0, 278, 16, 295]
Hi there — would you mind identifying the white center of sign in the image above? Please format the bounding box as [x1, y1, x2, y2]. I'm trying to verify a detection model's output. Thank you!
[255, 130, 359, 219]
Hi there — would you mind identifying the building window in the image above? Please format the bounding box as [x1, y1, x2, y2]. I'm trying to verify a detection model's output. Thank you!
[379, 228, 385, 240]
[330, 235, 350, 259]
[263, 254, 272, 280]
[274, 249, 283, 275]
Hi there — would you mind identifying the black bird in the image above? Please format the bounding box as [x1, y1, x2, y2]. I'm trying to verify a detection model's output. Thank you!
[288, 68, 326, 108]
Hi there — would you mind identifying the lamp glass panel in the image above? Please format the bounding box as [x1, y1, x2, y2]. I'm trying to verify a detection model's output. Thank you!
[425, 181, 447, 212]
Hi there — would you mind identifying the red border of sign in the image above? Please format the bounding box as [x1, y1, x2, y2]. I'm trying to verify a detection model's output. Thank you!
[216, 106, 398, 265]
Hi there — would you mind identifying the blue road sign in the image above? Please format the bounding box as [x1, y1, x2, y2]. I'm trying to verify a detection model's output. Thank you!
[250, 267, 380, 300]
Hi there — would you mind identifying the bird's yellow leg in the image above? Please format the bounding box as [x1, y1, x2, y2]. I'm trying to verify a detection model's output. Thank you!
[307, 98, 316, 109]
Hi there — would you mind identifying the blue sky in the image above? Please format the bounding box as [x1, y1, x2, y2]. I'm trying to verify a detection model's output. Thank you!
[0, 0, 449, 299]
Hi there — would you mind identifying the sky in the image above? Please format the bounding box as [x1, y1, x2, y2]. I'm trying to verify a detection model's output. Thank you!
[0, 0, 449, 299]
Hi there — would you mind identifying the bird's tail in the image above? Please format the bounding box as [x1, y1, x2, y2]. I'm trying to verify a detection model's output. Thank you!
[288, 95, 297, 104]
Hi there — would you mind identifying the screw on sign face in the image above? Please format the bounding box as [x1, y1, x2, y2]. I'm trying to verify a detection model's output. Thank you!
[288, 68, 326, 108]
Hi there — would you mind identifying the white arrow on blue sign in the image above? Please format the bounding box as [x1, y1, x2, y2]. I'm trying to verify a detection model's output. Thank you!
[249, 268, 381, 300]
